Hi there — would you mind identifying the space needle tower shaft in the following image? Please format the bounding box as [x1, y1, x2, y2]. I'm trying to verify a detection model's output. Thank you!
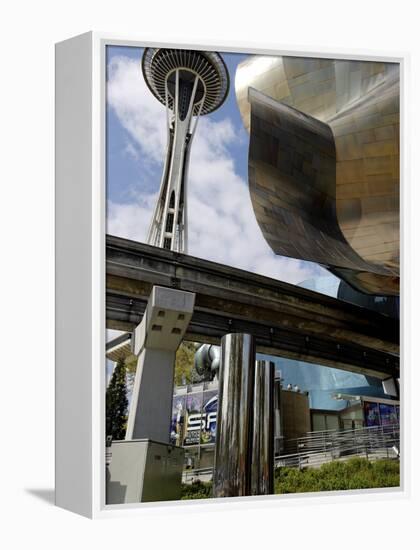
[142, 49, 229, 253]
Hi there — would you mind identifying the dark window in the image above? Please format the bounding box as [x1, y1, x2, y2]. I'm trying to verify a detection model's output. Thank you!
[165, 213, 174, 233]
[169, 191, 175, 208]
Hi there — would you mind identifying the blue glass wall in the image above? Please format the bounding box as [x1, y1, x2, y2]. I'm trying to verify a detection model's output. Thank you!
[259, 275, 395, 411]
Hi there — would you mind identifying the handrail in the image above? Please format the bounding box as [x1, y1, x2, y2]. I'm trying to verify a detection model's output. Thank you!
[275, 424, 399, 469]
[181, 425, 400, 481]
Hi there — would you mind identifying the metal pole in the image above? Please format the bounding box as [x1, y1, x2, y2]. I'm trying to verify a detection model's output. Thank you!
[213, 333, 256, 498]
[273, 375, 283, 456]
[251, 360, 275, 495]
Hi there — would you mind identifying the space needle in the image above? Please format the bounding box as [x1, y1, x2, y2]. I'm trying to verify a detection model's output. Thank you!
[142, 48, 229, 253]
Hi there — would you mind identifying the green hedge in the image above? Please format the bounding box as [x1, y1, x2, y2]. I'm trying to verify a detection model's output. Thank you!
[180, 458, 399, 500]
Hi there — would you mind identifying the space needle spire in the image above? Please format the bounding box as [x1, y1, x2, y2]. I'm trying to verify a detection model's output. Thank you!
[142, 48, 229, 253]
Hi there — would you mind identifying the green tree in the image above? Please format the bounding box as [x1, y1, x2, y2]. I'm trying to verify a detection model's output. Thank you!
[174, 341, 196, 385]
[106, 357, 128, 440]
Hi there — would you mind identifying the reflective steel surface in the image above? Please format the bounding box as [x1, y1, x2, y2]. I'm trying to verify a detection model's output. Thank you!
[235, 56, 399, 296]
[213, 333, 256, 497]
[251, 360, 275, 495]
[273, 376, 283, 455]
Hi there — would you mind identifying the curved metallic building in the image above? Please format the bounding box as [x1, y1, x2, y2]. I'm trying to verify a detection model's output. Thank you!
[235, 56, 399, 295]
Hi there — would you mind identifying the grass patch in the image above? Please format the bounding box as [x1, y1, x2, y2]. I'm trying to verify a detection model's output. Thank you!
[180, 458, 399, 500]
[274, 458, 400, 494]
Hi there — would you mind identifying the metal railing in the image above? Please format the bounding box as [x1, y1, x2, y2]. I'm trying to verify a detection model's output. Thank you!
[182, 467, 214, 484]
[275, 424, 400, 469]
[180, 425, 400, 481]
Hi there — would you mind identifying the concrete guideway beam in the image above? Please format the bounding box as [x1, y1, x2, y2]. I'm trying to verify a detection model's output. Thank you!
[106, 236, 399, 379]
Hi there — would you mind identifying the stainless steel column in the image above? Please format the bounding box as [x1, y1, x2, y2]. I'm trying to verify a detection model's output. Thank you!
[213, 333, 256, 497]
[274, 375, 284, 456]
[251, 360, 275, 495]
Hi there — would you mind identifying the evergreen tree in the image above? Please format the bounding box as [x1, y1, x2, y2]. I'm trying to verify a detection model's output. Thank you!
[106, 357, 128, 440]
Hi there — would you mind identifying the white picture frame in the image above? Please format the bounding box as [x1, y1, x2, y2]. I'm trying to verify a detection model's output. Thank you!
[55, 31, 407, 518]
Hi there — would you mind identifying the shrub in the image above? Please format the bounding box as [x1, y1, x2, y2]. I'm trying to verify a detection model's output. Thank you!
[274, 458, 399, 494]
[179, 458, 399, 499]
[181, 480, 213, 500]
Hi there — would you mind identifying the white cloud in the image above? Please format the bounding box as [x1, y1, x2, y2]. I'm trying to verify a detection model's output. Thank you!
[123, 140, 140, 161]
[107, 55, 325, 286]
[107, 55, 166, 164]
[107, 192, 157, 244]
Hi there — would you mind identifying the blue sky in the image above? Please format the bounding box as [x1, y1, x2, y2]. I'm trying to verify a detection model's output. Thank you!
[105, 45, 335, 364]
[106, 46, 249, 204]
[106, 45, 329, 286]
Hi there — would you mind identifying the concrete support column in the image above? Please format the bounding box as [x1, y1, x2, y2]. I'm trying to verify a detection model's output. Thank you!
[251, 360, 275, 495]
[125, 285, 195, 442]
[213, 333, 256, 497]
